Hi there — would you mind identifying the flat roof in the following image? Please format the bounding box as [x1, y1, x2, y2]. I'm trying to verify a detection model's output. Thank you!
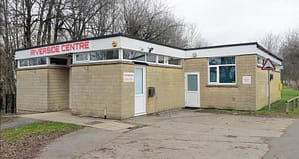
[15, 33, 282, 62]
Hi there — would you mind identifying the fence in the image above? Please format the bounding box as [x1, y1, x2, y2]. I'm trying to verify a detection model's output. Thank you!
[0, 94, 16, 114]
[286, 96, 299, 114]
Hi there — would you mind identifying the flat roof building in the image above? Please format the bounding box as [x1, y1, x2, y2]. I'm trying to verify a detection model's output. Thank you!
[15, 33, 282, 119]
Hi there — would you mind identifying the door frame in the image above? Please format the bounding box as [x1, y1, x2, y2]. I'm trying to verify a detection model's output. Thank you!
[134, 65, 146, 116]
[185, 72, 200, 108]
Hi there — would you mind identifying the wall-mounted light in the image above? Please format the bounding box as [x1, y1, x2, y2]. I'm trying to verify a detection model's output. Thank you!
[148, 47, 154, 53]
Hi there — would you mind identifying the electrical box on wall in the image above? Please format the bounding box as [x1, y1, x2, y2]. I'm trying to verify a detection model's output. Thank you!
[148, 87, 155, 97]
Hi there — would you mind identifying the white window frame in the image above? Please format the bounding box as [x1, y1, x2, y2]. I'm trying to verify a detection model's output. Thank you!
[18, 57, 49, 68]
[208, 57, 236, 85]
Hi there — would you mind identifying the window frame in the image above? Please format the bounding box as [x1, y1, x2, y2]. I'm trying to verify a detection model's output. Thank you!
[208, 56, 236, 85]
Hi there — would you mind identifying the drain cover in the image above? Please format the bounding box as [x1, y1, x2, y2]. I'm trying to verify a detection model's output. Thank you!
[85, 121, 104, 125]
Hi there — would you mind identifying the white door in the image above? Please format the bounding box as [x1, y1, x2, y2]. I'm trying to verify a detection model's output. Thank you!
[135, 66, 146, 116]
[185, 72, 200, 107]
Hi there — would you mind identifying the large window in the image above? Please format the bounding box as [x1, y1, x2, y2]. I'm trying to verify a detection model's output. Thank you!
[19, 57, 47, 67]
[209, 56, 236, 84]
[74, 49, 119, 63]
[123, 50, 145, 62]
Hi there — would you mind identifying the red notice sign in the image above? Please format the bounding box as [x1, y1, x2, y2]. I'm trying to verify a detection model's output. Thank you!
[262, 58, 275, 71]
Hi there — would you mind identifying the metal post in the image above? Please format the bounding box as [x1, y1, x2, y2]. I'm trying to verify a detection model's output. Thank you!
[286, 102, 289, 114]
[268, 70, 271, 111]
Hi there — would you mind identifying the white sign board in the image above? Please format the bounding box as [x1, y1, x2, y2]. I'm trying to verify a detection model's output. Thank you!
[242, 76, 251, 84]
[123, 72, 134, 82]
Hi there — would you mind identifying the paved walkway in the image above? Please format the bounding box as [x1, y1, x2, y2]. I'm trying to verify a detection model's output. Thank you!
[264, 119, 299, 159]
[18, 111, 135, 131]
[35, 127, 121, 159]
[0, 117, 41, 130]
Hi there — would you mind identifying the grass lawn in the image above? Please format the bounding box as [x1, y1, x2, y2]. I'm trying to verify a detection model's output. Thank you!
[1, 121, 84, 142]
[201, 86, 299, 118]
[0, 121, 84, 159]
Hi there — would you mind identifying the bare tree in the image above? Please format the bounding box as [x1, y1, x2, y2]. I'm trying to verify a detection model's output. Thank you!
[259, 33, 282, 56]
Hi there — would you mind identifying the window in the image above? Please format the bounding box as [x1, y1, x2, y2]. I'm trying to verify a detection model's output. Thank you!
[158, 55, 165, 64]
[146, 53, 157, 63]
[19, 57, 47, 67]
[75, 53, 88, 62]
[90, 50, 119, 61]
[168, 57, 181, 65]
[257, 56, 264, 66]
[123, 50, 145, 62]
[209, 56, 236, 84]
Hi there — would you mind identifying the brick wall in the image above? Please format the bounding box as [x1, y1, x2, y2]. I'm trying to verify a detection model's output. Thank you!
[256, 68, 281, 109]
[48, 68, 69, 111]
[70, 64, 123, 119]
[146, 65, 184, 114]
[16, 69, 49, 112]
[184, 55, 258, 110]
[16, 67, 69, 112]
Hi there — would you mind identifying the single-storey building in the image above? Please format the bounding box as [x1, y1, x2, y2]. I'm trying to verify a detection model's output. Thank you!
[15, 33, 282, 119]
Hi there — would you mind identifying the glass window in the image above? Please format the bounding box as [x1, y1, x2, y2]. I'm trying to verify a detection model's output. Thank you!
[168, 57, 181, 65]
[135, 68, 143, 94]
[123, 50, 145, 62]
[209, 56, 235, 65]
[146, 53, 157, 63]
[209, 67, 217, 83]
[158, 55, 164, 64]
[208, 56, 236, 84]
[20, 59, 29, 67]
[19, 57, 47, 67]
[76, 53, 88, 61]
[90, 50, 119, 61]
[219, 66, 235, 83]
[187, 74, 198, 91]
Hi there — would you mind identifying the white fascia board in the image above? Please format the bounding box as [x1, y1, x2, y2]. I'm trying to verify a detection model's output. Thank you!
[256, 49, 282, 65]
[186, 44, 282, 65]
[186, 44, 258, 58]
[119, 37, 185, 58]
[15, 37, 121, 60]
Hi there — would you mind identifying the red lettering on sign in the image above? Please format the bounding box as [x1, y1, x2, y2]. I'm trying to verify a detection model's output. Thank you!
[29, 41, 90, 57]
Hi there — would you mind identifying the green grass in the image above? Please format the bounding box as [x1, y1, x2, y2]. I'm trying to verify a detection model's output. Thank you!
[201, 86, 299, 117]
[0, 121, 84, 142]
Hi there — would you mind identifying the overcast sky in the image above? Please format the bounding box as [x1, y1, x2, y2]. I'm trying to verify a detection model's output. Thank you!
[168, 0, 299, 45]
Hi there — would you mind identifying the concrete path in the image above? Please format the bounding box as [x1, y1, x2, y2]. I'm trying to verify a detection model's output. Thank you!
[263, 119, 299, 159]
[18, 111, 135, 131]
[0, 117, 41, 130]
[80, 110, 294, 159]
[35, 127, 121, 159]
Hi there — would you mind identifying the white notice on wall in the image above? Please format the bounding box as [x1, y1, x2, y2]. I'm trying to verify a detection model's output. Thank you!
[123, 72, 134, 82]
[242, 76, 251, 84]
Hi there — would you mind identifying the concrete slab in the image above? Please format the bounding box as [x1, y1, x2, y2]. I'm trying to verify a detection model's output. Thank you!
[80, 110, 295, 159]
[18, 111, 135, 131]
[35, 127, 121, 159]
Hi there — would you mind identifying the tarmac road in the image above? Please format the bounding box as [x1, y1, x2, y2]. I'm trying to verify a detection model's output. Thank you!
[264, 119, 299, 159]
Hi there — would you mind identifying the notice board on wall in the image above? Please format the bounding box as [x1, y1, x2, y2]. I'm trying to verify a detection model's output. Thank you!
[123, 72, 134, 82]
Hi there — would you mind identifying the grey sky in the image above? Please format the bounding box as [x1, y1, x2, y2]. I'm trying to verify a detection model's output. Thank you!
[168, 0, 299, 45]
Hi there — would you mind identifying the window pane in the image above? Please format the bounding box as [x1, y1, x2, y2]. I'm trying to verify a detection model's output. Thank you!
[158, 56, 164, 64]
[20, 59, 29, 67]
[219, 66, 235, 83]
[168, 57, 181, 65]
[221, 57, 235, 64]
[76, 53, 88, 61]
[188, 74, 198, 91]
[209, 56, 235, 65]
[105, 50, 119, 60]
[123, 50, 145, 62]
[135, 68, 143, 94]
[90, 51, 104, 61]
[209, 67, 217, 82]
[147, 53, 157, 63]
